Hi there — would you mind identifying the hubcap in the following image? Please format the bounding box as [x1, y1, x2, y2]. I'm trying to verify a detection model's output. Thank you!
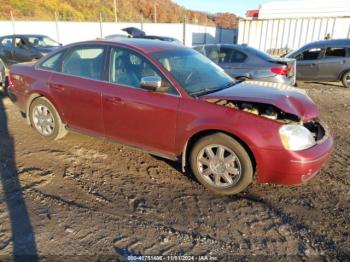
[345, 74, 350, 84]
[197, 144, 242, 188]
[32, 104, 55, 136]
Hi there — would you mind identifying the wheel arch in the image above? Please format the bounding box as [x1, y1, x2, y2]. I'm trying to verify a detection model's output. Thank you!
[25, 92, 65, 126]
[181, 129, 256, 174]
[338, 68, 350, 81]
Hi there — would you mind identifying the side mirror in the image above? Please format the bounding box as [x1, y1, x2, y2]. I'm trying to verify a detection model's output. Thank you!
[140, 76, 169, 93]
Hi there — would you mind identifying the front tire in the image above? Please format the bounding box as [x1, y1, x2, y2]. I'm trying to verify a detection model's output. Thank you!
[29, 97, 67, 140]
[341, 70, 350, 88]
[190, 133, 253, 195]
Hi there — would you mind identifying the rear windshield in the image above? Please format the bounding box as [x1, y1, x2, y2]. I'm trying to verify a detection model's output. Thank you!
[243, 46, 274, 61]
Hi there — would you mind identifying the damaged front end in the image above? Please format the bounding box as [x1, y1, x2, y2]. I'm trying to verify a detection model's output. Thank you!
[205, 98, 328, 149]
[206, 99, 300, 123]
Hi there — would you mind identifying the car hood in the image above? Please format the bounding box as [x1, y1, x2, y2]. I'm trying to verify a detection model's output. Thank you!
[200, 80, 319, 122]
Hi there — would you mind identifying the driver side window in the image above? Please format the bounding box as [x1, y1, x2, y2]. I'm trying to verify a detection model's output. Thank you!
[15, 37, 29, 49]
[296, 48, 322, 61]
[109, 47, 177, 95]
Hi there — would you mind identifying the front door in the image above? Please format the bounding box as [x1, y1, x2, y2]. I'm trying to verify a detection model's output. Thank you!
[102, 47, 179, 155]
[318, 47, 348, 81]
[13, 37, 33, 62]
[295, 47, 323, 81]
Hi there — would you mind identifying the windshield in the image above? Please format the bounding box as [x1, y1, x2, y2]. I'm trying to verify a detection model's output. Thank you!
[27, 36, 60, 48]
[152, 48, 235, 96]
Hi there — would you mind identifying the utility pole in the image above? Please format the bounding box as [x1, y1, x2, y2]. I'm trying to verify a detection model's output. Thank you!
[10, 10, 15, 34]
[154, 4, 157, 23]
[54, 11, 60, 42]
[99, 13, 103, 38]
[113, 0, 118, 22]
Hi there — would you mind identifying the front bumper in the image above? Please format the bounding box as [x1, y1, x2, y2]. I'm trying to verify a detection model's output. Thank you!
[255, 135, 333, 185]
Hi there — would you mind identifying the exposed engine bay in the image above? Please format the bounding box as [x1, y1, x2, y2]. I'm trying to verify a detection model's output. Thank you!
[206, 99, 327, 142]
[206, 99, 300, 123]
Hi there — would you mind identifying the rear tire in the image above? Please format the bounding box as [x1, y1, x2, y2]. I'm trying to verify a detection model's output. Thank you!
[236, 76, 249, 81]
[341, 70, 350, 88]
[3, 76, 9, 96]
[190, 133, 253, 195]
[29, 97, 67, 140]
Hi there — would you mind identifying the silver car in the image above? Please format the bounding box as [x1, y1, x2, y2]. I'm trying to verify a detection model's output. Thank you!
[286, 39, 350, 88]
[193, 44, 296, 85]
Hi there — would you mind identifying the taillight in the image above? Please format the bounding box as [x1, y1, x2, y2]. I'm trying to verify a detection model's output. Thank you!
[7, 72, 14, 87]
[271, 66, 289, 76]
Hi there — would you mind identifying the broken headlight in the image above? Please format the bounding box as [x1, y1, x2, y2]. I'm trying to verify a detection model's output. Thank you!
[279, 124, 316, 151]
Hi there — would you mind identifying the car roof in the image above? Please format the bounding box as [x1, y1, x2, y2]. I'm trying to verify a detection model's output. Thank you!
[71, 38, 184, 54]
[0, 34, 49, 38]
[303, 39, 350, 48]
[194, 43, 252, 50]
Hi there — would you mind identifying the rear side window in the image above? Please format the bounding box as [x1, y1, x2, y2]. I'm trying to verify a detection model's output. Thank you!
[40, 51, 64, 71]
[325, 47, 346, 58]
[219, 47, 247, 63]
[62, 46, 105, 80]
[296, 48, 322, 61]
[0, 37, 13, 47]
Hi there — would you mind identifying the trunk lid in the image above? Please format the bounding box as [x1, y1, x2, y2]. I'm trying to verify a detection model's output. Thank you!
[270, 57, 296, 85]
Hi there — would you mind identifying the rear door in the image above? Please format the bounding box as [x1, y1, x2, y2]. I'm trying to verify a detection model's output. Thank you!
[295, 47, 324, 80]
[48, 45, 107, 135]
[102, 46, 179, 155]
[218, 46, 248, 78]
[318, 47, 347, 81]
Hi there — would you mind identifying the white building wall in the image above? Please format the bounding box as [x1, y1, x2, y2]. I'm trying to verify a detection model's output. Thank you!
[0, 21, 238, 47]
[238, 17, 350, 54]
[259, 0, 350, 19]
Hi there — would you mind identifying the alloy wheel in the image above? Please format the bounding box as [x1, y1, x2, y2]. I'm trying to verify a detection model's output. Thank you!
[32, 104, 55, 136]
[196, 144, 242, 188]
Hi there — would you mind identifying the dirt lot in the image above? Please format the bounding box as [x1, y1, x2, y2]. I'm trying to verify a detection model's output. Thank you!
[0, 82, 349, 261]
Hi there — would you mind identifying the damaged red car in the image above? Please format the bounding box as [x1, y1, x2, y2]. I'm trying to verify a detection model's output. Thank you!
[7, 39, 333, 195]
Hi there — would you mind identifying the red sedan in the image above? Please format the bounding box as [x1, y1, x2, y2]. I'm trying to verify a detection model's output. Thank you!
[7, 39, 333, 195]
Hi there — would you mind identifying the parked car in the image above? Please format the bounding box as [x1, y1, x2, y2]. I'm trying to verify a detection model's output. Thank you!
[286, 39, 350, 88]
[104, 34, 128, 40]
[0, 34, 61, 66]
[0, 58, 5, 88]
[7, 39, 333, 195]
[193, 44, 296, 85]
[121, 27, 182, 45]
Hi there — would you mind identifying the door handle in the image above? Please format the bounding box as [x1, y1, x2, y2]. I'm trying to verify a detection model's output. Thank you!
[105, 96, 123, 105]
[50, 83, 65, 92]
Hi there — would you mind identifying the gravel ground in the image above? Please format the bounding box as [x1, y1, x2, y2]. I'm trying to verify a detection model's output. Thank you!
[0, 81, 349, 261]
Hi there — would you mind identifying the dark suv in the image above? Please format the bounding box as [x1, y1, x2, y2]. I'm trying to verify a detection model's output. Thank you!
[0, 34, 61, 66]
[286, 39, 350, 88]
